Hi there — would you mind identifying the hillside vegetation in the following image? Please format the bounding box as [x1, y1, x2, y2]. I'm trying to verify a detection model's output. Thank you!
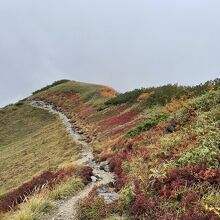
[32, 80, 117, 106]
[0, 103, 79, 198]
[0, 79, 220, 220]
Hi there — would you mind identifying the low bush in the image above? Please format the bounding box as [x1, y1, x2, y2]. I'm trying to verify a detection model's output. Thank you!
[109, 143, 133, 190]
[172, 90, 220, 126]
[118, 184, 135, 213]
[101, 110, 139, 127]
[126, 114, 168, 137]
[0, 166, 92, 212]
[129, 180, 160, 219]
[202, 190, 220, 211]
[78, 196, 116, 220]
[105, 78, 220, 107]
[179, 205, 219, 220]
[0, 171, 54, 212]
[99, 87, 117, 98]
[155, 163, 220, 197]
[177, 122, 220, 168]
[10, 195, 52, 220]
[177, 146, 220, 168]
[48, 177, 83, 200]
[105, 89, 143, 105]
[162, 97, 187, 113]
[14, 101, 24, 107]
[98, 152, 114, 162]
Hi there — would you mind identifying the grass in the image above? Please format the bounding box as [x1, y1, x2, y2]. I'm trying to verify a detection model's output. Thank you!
[48, 176, 84, 200]
[32, 80, 70, 95]
[0, 103, 78, 197]
[126, 113, 168, 137]
[104, 217, 129, 220]
[78, 196, 116, 220]
[1, 194, 52, 220]
[31, 80, 117, 106]
[0, 103, 54, 147]
[1, 79, 220, 219]
[94, 89, 220, 219]
[2, 176, 84, 220]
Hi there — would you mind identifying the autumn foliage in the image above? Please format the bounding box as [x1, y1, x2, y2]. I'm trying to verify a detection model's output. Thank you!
[156, 163, 220, 196]
[27, 79, 220, 219]
[99, 87, 117, 98]
[0, 166, 92, 213]
[101, 110, 139, 127]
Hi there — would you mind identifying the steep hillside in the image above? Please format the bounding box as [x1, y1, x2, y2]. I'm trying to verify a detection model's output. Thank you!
[0, 80, 118, 220]
[0, 103, 79, 197]
[0, 79, 220, 220]
[30, 79, 220, 219]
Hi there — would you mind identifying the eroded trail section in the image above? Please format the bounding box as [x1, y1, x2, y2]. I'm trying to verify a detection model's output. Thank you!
[29, 101, 118, 220]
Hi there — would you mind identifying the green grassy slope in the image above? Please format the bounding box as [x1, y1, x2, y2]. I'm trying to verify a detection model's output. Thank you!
[0, 103, 78, 197]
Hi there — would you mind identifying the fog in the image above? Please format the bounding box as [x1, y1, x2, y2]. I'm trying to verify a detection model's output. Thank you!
[0, 0, 220, 107]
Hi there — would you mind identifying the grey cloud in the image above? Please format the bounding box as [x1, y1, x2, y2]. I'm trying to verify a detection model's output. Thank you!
[0, 0, 220, 107]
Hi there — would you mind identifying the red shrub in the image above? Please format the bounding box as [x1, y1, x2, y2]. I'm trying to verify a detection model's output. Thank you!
[101, 110, 139, 127]
[109, 143, 132, 171]
[136, 147, 150, 161]
[131, 180, 158, 219]
[109, 137, 127, 151]
[131, 180, 145, 215]
[0, 166, 92, 213]
[109, 144, 132, 168]
[155, 163, 220, 196]
[158, 213, 177, 220]
[114, 175, 128, 191]
[109, 155, 123, 176]
[98, 152, 114, 162]
[108, 143, 133, 190]
[0, 171, 57, 212]
[178, 191, 198, 208]
[158, 207, 219, 220]
[159, 186, 172, 198]
[152, 164, 220, 219]
[179, 206, 219, 220]
[111, 119, 142, 136]
[71, 166, 93, 185]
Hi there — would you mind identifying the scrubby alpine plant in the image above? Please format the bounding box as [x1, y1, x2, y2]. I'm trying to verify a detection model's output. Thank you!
[1, 79, 220, 219]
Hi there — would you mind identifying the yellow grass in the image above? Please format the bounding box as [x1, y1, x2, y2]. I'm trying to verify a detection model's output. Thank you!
[2, 176, 84, 220]
[0, 103, 78, 196]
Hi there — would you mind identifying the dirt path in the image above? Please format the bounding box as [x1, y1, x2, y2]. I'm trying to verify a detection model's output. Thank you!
[29, 101, 118, 220]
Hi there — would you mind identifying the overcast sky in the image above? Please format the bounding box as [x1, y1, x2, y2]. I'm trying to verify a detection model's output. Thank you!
[0, 0, 220, 107]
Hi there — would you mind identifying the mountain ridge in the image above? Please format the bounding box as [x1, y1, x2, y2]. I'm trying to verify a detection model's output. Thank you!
[0, 79, 220, 220]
